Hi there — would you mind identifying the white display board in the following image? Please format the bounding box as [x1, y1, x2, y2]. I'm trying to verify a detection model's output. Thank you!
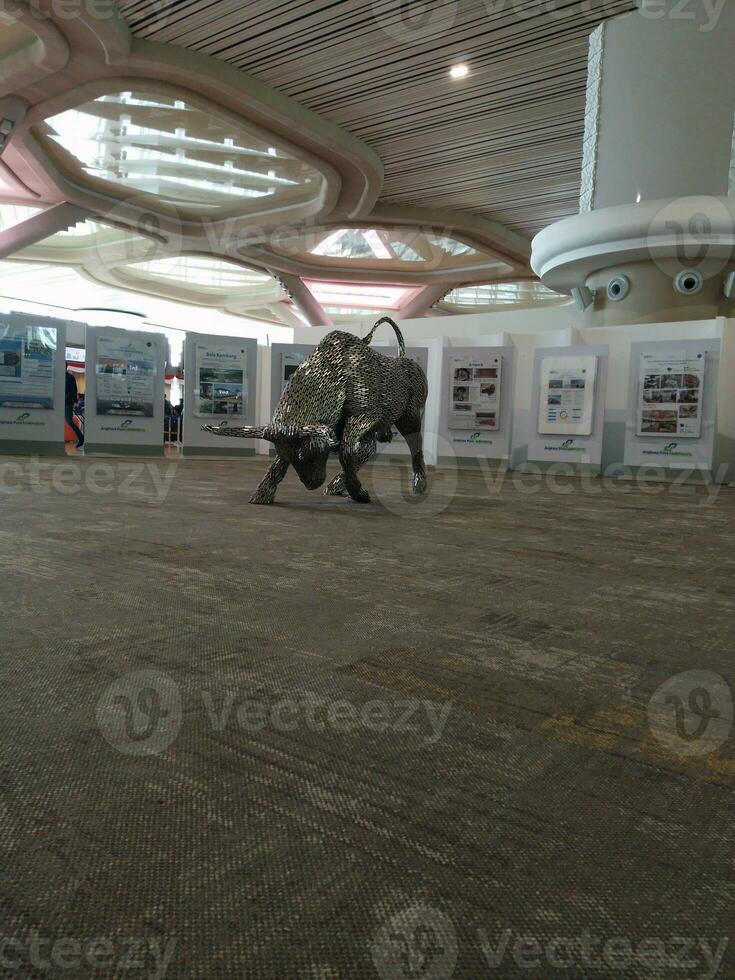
[439, 346, 516, 464]
[270, 343, 316, 417]
[0, 318, 56, 409]
[636, 349, 705, 439]
[537, 355, 597, 436]
[624, 340, 719, 472]
[193, 340, 247, 418]
[182, 333, 258, 456]
[448, 353, 502, 431]
[526, 345, 609, 469]
[0, 312, 68, 453]
[95, 333, 157, 418]
[84, 326, 166, 456]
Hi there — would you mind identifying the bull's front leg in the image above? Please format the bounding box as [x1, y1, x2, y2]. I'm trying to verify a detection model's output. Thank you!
[337, 419, 381, 502]
[250, 454, 289, 505]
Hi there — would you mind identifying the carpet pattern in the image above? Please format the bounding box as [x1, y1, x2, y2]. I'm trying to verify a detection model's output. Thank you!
[2, 456, 734, 978]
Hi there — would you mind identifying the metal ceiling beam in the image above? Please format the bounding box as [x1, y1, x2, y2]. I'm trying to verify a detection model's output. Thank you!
[0, 202, 91, 260]
[276, 272, 333, 328]
[398, 283, 451, 320]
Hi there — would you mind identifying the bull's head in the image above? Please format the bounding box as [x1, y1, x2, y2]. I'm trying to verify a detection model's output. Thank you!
[203, 423, 338, 490]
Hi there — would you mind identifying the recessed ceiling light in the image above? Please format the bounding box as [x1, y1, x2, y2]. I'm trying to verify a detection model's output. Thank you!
[449, 63, 469, 80]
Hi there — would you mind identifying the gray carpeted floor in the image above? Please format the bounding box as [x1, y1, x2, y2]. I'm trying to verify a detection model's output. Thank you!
[2, 455, 734, 978]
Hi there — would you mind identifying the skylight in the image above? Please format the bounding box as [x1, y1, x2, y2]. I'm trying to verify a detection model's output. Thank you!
[128, 256, 272, 290]
[304, 280, 419, 310]
[41, 91, 323, 214]
[442, 281, 569, 308]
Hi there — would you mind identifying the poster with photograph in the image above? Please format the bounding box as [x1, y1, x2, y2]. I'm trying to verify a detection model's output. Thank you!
[637, 350, 705, 438]
[538, 355, 597, 435]
[0, 320, 56, 409]
[96, 335, 157, 417]
[448, 355, 502, 430]
[282, 351, 307, 392]
[194, 342, 246, 417]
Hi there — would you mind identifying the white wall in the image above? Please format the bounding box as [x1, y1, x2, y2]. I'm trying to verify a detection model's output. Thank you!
[286, 307, 732, 476]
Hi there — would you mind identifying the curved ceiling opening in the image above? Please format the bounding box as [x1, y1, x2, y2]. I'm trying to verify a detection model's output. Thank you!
[37, 90, 327, 218]
[271, 227, 511, 274]
[440, 281, 570, 311]
[127, 256, 272, 291]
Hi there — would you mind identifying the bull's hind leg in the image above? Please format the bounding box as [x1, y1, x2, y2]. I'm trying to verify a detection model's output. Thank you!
[250, 454, 289, 505]
[395, 411, 427, 495]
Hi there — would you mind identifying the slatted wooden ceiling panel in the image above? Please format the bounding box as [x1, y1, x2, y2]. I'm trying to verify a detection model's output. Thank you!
[118, 0, 636, 240]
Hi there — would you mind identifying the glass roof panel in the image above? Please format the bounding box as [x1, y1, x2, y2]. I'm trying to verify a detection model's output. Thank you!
[40, 91, 323, 214]
[128, 256, 272, 290]
[442, 281, 570, 308]
[304, 280, 418, 310]
[272, 227, 497, 270]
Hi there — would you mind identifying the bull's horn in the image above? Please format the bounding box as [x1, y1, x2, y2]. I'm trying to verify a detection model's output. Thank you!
[202, 424, 266, 439]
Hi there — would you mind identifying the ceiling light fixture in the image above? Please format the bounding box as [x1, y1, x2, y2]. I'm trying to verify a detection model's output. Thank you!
[449, 63, 469, 80]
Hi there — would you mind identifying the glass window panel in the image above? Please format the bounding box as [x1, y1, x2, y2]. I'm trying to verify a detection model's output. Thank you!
[40, 91, 323, 213]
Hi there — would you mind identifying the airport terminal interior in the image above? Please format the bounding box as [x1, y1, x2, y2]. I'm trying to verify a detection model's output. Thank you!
[1, 0, 735, 976]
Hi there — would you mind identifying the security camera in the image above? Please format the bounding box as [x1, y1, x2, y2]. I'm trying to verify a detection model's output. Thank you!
[607, 275, 630, 302]
[674, 269, 704, 296]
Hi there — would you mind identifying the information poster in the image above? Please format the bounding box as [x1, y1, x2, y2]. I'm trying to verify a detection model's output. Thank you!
[194, 341, 246, 417]
[0, 322, 56, 409]
[96, 335, 156, 417]
[282, 351, 307, 392]
[637, 350, 705, 438]
[538, 355, 597, 436]
[448, 355, 502, 430]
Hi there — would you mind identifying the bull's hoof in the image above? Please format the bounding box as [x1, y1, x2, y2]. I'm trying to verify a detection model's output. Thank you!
[349, 488, 371, 504]
[249, 491, 275, 505]
[324, 477, 348, 497]
[412, 472, 427, 495]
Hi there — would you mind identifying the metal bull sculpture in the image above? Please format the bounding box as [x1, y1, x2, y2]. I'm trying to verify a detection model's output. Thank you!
[202, 317, 428, 504]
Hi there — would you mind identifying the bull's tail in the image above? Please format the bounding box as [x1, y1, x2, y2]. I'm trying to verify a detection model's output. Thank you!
[363, 316, 406, 357]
